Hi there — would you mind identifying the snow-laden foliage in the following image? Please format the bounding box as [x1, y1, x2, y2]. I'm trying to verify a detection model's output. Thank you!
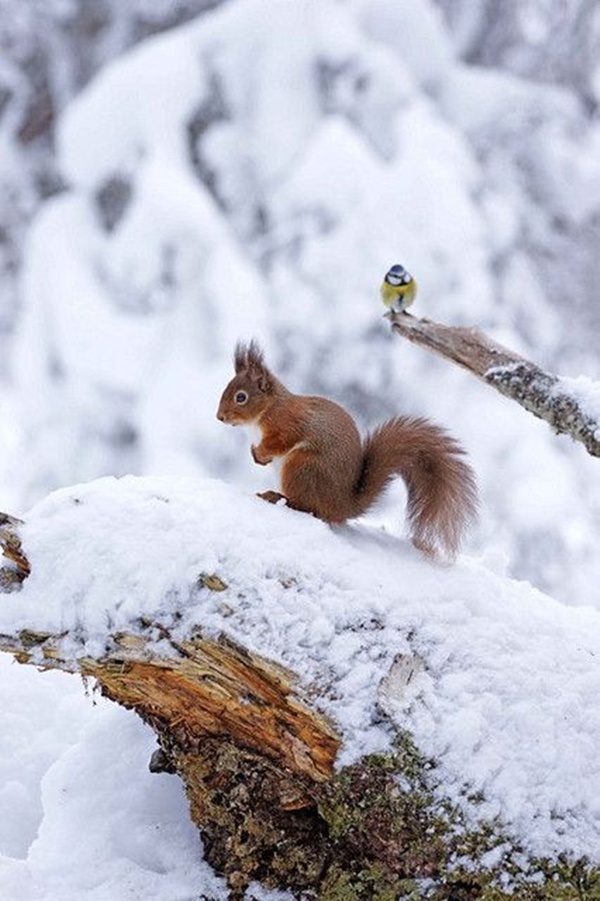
[1, 475, 599, 880]
[2, 4, 598, 898]
[3, 0, 599, 607]
[0, 0, 225, 357]
[435, 0, 600, 103]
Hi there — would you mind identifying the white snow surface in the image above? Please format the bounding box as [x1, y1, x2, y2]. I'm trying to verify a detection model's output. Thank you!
[0, 657, 231, 900]
[1, 474, 599, 877]
[556, 374, 600, 426]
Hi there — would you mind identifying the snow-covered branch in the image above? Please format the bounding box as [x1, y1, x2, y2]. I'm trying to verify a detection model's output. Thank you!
[389, 311, 600, 457]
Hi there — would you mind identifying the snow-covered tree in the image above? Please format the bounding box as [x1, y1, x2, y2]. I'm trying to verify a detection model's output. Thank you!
[1, 5, 600, 896]
[0, 0, 226, 353]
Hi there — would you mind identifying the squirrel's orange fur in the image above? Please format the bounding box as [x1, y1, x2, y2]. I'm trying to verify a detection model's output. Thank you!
[217, 341, 477, 559]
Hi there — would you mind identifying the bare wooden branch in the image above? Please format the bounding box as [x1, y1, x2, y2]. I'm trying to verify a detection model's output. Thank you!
[389, 311, 600, 457]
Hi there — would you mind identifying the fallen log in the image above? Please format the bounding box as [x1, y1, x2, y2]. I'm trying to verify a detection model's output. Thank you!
[1, 481, 598, 900]
[0, 601, 340, 896]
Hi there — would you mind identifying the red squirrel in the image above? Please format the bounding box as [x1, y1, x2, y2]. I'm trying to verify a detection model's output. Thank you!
[217, 341, 477, 559]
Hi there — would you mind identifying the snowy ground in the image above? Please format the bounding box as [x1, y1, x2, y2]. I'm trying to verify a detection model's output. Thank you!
[0, 475, 598, 899]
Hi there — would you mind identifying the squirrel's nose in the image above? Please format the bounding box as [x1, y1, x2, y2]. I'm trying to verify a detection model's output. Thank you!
[217, 409, 226, 422]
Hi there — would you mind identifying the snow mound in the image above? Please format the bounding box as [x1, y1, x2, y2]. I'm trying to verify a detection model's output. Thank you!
[1, 474, 599, 863]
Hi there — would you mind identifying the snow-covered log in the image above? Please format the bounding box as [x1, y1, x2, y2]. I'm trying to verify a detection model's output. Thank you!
[1, 476, 599, 899]
[389, 311, 600, 457]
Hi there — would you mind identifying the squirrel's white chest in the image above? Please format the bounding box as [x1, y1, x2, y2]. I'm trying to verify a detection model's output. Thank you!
[243, 422, 284, 483]
[243, 423, 264, 447]
[269, 455, 285, 486]
[243, 422, 303, 488]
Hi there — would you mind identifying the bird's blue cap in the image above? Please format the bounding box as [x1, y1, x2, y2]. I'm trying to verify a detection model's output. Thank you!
[388, 264, 406, 275]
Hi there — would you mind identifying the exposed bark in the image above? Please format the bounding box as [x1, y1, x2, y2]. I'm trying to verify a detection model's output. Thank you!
[389, 311, 600, 457]
[0, 621, 339, 783]
[0, 512, 30, 582]
[0, 516, 342, 894]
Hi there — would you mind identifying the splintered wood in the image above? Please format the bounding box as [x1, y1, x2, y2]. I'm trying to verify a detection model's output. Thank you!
[0, 509, 339, 787]
[0, 621, 339, 786]
[85, 631, 339, 784]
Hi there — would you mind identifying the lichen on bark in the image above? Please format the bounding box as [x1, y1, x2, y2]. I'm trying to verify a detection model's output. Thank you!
[153, 729, 600, 900]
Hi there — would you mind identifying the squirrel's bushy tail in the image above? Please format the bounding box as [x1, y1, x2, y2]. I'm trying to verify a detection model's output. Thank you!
[355, 416, 478, 560]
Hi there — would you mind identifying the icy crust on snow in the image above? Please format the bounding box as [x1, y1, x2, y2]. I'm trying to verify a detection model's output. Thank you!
[2, 474, 599, 864]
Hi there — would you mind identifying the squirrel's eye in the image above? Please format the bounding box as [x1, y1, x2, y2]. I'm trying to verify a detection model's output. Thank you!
[235, 390, 249, 405]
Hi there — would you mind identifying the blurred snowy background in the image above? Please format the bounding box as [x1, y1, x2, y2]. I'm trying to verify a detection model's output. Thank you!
[1, 3, 600, 898]
[0, 0, 599, 606]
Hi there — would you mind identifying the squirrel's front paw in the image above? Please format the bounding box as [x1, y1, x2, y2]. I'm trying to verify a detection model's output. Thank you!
[251, 445, 272, 465]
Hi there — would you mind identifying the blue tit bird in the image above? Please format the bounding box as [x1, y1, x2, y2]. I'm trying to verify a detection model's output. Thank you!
[380, 264, 417, 313]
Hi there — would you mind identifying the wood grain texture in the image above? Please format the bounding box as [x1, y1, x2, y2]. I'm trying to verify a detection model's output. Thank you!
[0, 624, 339, 785]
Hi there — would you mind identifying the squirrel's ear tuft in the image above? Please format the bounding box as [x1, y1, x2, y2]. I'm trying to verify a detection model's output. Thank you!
[234, 341, 248, 373]
[233, 338, 264, 373]
[234, 340, 272, 391]
[234, 340, 264, 372]
[246, 339, 264, 371]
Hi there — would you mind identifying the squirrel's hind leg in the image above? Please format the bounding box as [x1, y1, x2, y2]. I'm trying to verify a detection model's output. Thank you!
[256, 489, 315, 518]
[257, 489, 320, 520]
[257, 490, 287, 505]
